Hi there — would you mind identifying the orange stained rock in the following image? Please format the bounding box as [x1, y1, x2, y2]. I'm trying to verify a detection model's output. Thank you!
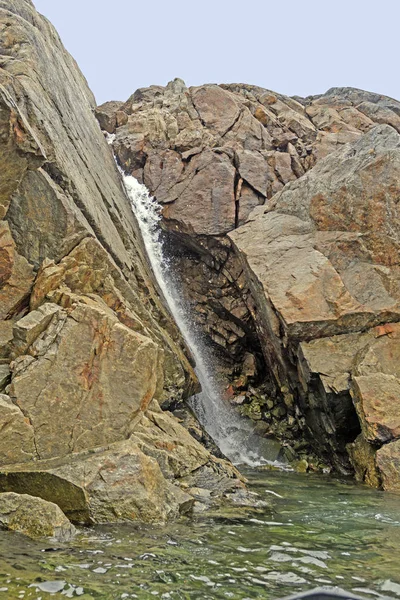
[375, 323, 397, 338]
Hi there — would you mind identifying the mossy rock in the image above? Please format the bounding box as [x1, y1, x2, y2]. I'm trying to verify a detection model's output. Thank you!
[0, 492, 75, 540]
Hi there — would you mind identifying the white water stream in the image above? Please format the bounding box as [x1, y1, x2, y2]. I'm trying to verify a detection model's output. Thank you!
[111, 144, 282, 466]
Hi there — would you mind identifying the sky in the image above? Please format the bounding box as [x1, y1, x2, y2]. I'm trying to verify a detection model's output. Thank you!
[33, 0, 400, 107]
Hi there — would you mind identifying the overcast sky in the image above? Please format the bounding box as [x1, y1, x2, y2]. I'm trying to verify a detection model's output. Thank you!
[34, 0, 399, 106]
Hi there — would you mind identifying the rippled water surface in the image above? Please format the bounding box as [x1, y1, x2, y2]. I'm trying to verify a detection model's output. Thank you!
[1, 469, 400, 599]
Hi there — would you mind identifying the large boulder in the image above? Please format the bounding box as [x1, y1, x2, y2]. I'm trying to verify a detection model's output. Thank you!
[231, 125, 400, 340]
[6, 299, 162, 462]
[229, 126, 400, 474]
[348, 437, 400, 493]
[0, 440, 192, 525]
[0, 492, 75, 540]
[0, 419, 244, 524]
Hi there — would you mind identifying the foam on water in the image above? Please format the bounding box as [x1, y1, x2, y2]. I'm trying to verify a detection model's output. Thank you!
[115, 155, 282, 467]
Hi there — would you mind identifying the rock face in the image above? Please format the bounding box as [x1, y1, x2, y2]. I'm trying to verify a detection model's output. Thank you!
[0, 409, 244, 524]
[0, 492, 75, 540]
[104, 79, 400, 485]
[0, 0, 243, 523]
[229, 125, 400, 473]
[0, 440, 193, 525]
[104, 80, 400, 379]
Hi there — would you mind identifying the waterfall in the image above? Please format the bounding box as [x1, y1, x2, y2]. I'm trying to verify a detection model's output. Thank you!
[111, 147, 283, 466]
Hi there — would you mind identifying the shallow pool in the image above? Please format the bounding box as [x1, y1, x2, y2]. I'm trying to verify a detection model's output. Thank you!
[1, 469, 400, 599]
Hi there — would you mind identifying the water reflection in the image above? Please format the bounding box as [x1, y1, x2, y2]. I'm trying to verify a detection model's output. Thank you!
[0, 469, 399, 599]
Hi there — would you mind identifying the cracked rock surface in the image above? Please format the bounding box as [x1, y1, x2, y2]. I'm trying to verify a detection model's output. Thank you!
[104, 79, 400, 486]
[0, 0, 244, 525]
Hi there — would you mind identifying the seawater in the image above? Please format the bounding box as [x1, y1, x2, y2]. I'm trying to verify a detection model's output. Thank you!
[1, 469, 400, 599]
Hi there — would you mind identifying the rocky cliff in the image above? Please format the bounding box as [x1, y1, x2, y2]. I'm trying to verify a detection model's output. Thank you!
[102, 80, 400, 488]
[0, 0, 244, 525]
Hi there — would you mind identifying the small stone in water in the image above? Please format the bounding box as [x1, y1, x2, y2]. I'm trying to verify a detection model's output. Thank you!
[29, 580, 66, 593]
[93, 567, 108, 574]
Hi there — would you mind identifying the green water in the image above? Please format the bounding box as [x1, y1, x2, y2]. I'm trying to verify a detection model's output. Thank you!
[1, 469, 400, 600]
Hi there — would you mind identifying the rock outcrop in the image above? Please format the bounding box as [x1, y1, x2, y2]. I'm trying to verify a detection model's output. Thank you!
[0, 409, 244, 524]
[103, 79, 400, 485]
[230, 125, 400, 473]
[103, 80, 400, 377]
[2, 0, 399, 497]
[0, 0, 243, 524]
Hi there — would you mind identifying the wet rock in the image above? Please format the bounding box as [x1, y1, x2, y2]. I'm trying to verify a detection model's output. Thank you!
[253, 421, 270, 436]
[231, 395, 246, 406]
[294, 459, 309, 473]
[376, 440, 400, 492]
[178, 459, 245, 501]
[347, 434, 381, 488]
[0, 492, 75, 540]
[349, 435, 400, 493]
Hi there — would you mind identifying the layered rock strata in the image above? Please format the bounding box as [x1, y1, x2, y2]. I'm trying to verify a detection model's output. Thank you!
[103, 80, 400, 484]
[0, 0, 243, 524]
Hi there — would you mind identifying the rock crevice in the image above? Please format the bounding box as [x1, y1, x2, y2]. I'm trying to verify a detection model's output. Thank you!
[104, 78, 400, 485]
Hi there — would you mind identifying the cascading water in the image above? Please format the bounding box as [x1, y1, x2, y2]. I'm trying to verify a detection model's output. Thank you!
[113, 149, 283, 466]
